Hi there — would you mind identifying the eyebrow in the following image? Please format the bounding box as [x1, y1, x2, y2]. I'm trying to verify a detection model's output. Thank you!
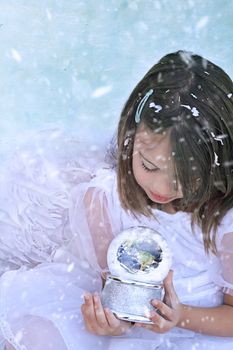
[139, 151, 158, 168]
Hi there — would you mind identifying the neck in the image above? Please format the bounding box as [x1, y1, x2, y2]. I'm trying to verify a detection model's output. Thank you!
[156, 202, 177, 214]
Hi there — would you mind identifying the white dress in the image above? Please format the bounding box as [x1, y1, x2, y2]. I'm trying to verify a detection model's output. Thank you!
[0, 130, 233, 350]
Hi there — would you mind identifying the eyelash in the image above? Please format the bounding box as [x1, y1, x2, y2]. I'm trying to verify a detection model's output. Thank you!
[141, 161, 158, 172]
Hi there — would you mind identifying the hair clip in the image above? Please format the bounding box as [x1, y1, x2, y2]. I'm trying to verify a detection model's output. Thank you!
[135, 88, 154, 123]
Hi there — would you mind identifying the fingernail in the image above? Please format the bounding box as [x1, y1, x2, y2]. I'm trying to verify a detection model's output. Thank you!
[151, 299, 158, 306]
[150, 311, 157, 317]
[94, 292, 99, 302]
[83, 294, 89, 302]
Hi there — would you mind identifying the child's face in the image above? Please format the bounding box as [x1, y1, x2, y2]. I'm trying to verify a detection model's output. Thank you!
[132, 124, 183, 208]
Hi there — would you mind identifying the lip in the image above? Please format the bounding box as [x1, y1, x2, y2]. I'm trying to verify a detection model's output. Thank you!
[149, 191, 175, 203]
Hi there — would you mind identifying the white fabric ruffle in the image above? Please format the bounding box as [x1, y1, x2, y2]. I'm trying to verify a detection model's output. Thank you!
[0, 129, 233, 349]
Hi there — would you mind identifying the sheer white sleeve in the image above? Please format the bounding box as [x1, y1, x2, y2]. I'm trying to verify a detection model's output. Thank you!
[217, 232, 233, 296]
[68, 169, 122, 275]
[213, 209, 233, 296]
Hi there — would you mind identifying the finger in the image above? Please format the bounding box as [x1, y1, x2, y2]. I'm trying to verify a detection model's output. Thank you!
[81, 293, 96, 332]
[149, 311, 169, 331]
[163, 270, 179, 307]
[163, 270, 173, 290]
[135, 320, 167, 333]
[151, 299, 173, 320]
[104, 308, 120, 328]
[165, 269, 173, 282]
[135, 322, 155, 331]
[101, 271, 107, 280]
[82, 292, 95, 317]
[101, 272, 107, 288]
[93, 292, 109, 328]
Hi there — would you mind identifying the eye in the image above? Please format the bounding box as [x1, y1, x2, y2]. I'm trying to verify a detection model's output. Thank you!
[141, 161, 158, 172]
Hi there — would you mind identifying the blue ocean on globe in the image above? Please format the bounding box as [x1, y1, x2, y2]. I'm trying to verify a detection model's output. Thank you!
[117, 238, 162, 273]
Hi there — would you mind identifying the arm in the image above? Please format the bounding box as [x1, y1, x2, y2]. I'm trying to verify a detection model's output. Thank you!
[177, 293, 233, 336]
[83, 187, 114, 269]
[136, 274, 233, 336]
[178, 230, 233, 336]
[137, 232, 233, 336]
[80, 186, 132, 335]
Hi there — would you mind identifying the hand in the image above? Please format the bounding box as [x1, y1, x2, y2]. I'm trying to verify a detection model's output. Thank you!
[81, 292, 132, 336]
[135, 270, 182, 333]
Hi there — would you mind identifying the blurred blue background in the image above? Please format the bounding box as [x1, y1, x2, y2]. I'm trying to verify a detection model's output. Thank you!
[0, 0, 232, 154]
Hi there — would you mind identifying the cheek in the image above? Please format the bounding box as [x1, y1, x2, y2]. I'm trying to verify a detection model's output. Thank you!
[132, 156, 149, 187]
[132, 155, 142, 183]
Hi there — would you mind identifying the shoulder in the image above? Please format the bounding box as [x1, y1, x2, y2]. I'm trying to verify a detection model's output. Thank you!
[70, 167, 118, 207]
[216, 208, 233, 247]
[218, 208, 233, 231]
[82, 168, 117, 207]
[90, 167, 117, 192]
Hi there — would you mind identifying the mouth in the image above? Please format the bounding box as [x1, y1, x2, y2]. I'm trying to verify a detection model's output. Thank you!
[149, 191, 175, 203]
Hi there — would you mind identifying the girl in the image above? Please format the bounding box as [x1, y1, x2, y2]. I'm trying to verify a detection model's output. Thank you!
[80, 50, 233, 348]
[1, 50, 233, 350]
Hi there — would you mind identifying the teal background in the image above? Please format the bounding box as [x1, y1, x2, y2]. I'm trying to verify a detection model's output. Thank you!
[0, 0, 232, 151]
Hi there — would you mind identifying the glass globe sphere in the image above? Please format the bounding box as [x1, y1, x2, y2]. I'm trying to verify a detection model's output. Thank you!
[107, 226, 172, 283]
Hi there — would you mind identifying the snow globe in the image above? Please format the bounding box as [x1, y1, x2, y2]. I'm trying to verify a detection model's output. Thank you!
[101, 226, 172, 323]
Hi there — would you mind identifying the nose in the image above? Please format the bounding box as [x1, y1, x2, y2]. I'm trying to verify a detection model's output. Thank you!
[151, 178, 173, 197]
[151, 175, 182, 199]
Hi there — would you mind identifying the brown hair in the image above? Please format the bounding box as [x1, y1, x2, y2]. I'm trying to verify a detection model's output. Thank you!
[117, 50, 233, 254]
